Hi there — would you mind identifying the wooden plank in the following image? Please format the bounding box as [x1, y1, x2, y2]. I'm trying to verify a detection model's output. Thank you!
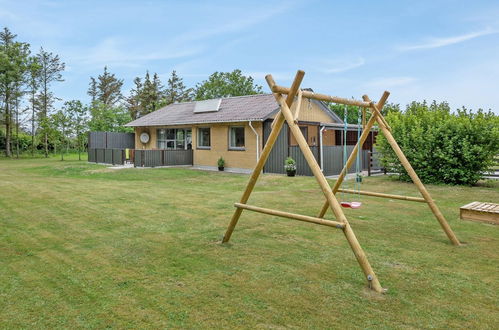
[234, 203, 345, 229]
[460, 208, 499, 225]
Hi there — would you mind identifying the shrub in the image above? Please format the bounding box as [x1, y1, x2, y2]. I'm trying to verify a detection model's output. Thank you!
[217, 157, 225, 167]
[284, 157, 296, 172]
[376, 101, 499, 185]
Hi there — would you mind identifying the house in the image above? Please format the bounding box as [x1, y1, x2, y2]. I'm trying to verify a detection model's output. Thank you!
[124, 92, 376, 174]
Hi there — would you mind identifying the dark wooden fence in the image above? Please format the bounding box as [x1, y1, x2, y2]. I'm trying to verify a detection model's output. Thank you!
[88, 131, 135, 149]
[88, 148, 126, 165]
[134, 149, 193, 167]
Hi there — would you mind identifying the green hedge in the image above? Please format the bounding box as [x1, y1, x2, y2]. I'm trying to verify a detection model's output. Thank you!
[376, 101, 499, 185]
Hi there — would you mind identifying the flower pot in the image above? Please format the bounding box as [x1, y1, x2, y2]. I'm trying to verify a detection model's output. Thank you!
[218, 166, 224, 171]
[286, 170, 296, 177]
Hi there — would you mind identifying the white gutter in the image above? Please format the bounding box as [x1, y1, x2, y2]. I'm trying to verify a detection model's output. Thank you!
[319, 126, 326, 171]
[248, 121, 260, 161]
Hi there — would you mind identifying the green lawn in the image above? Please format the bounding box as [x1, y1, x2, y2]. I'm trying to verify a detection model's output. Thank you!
[1, 154, 498, 328]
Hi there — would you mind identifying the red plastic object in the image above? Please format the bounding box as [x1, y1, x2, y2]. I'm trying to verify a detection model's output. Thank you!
[340, 202, 362, 209]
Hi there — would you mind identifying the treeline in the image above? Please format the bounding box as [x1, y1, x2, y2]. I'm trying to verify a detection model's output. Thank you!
[0, 26, 263, 158]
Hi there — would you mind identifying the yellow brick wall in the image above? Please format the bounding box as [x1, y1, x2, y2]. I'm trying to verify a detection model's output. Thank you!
[133, 122, 263, 170]
[192, 122, 262, 169]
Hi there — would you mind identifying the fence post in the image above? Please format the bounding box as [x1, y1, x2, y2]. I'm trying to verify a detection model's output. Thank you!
[368, 151, 372, 176]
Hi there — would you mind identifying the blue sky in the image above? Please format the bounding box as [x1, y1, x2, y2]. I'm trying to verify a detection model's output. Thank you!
[1, 0, 499, 113]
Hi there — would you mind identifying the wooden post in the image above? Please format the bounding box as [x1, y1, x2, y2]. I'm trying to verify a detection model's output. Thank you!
[374, 109, 461, 246]
[222, 70, 305, 243]
[234, 203, 345, 229]
[293, 89, 303, 123]
[273, 93, 383, 293]
[318, 92, 390, 218]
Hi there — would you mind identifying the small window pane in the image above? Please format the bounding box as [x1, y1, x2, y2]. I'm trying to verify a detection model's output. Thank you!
[198, 128, 210, 147]
[166, 129, 175, 139]
[176, 130, 185, 141]
[300, 126, 308, 143]
[230, 127, 245, 148]
[166, 141, 175, 149]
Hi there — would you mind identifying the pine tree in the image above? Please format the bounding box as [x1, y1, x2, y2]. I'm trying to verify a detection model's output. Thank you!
[36, 47, 65, 157]
[134, 71, 165, 117]
[125, 77, 144, 120]
[164, 70, 193, 105]
[89, 66, 123, 106]
[88, 77, 98, 105]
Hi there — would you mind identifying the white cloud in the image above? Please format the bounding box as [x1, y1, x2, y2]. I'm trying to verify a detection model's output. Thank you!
[65, 37, 202, 69]
[398, 28, 498, 51]
[318, 57, 366, 74]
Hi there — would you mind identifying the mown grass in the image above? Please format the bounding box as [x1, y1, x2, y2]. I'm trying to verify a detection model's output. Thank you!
[0, 154, 498, 328]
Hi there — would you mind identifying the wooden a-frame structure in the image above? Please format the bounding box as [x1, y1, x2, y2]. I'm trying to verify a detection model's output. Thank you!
[222, 70, 460, 293]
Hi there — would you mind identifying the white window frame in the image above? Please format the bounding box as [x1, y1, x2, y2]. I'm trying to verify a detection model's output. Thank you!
[228, 126, 245, 151]
[197, 127, 211, 149]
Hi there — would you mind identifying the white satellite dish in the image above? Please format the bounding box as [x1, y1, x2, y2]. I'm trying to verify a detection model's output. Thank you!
[140, 132, 150, 144]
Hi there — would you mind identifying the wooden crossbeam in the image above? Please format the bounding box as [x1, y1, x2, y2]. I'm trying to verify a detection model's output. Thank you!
[271, 84, 371, 108]
[337, 189, 426, 203]
[234, 203, 345, 229]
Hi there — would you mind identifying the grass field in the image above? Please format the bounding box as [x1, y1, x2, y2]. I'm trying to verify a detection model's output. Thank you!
[1, 154, 498, 328]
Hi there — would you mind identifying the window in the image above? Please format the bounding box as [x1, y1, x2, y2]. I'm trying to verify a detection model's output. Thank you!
[229, 126, 245, 150]
[157, 128, 192, 150]
[299, 126, 308, 142]
[197, 127, 211, 148]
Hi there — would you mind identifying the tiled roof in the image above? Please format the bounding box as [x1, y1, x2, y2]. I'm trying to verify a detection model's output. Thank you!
[125, 94, 280, 127]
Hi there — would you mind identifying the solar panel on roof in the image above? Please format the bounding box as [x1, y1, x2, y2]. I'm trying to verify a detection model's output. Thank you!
[193, 99, 222, 113]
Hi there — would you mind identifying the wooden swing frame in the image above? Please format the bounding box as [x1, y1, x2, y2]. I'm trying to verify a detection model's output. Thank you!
[222, 70, 460, 293]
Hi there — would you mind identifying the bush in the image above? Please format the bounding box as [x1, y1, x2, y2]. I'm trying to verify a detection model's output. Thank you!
[284, 157, 296, 172]
[376, 101, 499, 185]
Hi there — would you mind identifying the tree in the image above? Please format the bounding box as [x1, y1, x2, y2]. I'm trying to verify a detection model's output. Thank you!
[27, 56, 41, 156]
[194, 69, 263, 100]
[51, 109, 71, 161]
[376, 101, 499, 185]
[64, 100, 88, 160]
[88, 77, 98, 105]
[88, 66, 123, 106]
[0, 27, 30, 157]
[164, 70, 192, 105]
[88, 102, 132, 133]
[140, 72, 165, 115]
[125, 71, 169, 119]
[37, 47, 65, 157]
[125, 77, 144, 120]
